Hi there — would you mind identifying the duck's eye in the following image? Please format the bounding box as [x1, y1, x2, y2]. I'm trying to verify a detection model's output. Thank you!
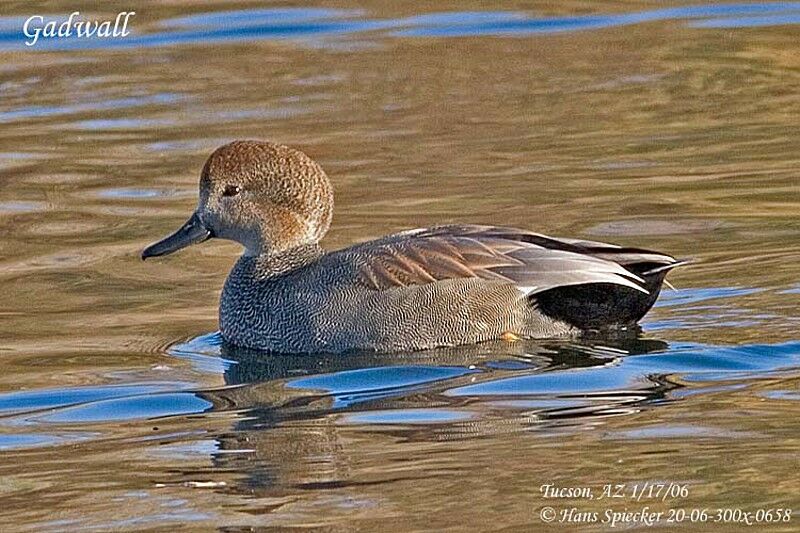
[222, 184, 241, 197]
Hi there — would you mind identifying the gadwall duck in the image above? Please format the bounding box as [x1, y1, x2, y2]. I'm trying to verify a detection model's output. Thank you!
[142, 140, 685, 353]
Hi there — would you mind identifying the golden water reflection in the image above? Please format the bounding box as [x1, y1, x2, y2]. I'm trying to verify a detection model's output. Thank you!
[0, 1, 799, 530]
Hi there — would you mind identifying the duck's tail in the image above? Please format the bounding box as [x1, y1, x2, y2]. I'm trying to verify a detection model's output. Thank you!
[639, 258, 694, 278]
[533, 256, 692, 331]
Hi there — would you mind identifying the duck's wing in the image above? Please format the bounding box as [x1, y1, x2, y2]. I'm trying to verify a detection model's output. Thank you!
[345, 225, 663, 295]
[529, 235, 682, 274]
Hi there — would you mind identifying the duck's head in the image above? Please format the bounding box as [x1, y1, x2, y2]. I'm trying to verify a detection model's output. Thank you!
[142, 140, 333, 260]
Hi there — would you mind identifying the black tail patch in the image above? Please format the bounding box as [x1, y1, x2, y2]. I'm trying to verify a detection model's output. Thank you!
[532, 261, 685, 330]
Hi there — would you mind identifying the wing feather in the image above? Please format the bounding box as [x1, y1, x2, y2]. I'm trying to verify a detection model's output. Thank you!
[347, 225, 676, 295]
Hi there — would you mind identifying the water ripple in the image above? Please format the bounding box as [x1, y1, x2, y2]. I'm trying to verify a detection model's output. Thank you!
[3, 3, 800, 51]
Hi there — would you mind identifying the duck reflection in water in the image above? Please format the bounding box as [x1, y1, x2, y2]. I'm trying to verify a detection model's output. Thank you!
[194, 334, 675, 492]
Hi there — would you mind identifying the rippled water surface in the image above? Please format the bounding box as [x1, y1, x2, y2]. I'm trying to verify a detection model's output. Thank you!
[2, 1, 800, 531]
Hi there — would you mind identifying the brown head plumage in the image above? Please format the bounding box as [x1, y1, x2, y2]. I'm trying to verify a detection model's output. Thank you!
[142, 140, 333, 259]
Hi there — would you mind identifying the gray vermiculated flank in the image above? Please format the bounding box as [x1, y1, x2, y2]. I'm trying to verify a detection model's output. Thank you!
[142, 140, 685, 354]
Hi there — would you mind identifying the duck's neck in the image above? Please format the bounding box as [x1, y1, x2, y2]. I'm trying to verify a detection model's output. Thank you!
[239, 242, 325, 279]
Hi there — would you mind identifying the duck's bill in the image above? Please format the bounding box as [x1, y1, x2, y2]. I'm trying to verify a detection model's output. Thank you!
[141, 212, 212, 260]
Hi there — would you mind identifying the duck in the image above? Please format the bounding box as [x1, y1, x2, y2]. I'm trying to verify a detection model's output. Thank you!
[142, 140, 686, 354]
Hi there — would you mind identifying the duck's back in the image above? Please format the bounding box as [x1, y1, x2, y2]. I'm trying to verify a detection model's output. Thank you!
[219, 225, 682, 353]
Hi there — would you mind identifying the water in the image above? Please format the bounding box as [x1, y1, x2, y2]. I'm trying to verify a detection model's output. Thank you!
[2, 1, 800, 530]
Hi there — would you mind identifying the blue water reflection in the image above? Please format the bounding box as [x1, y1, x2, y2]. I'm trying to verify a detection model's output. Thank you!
[0, 331, 797, 448]
[3, 3, 800, 51]
[0, 382, 189, 414]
